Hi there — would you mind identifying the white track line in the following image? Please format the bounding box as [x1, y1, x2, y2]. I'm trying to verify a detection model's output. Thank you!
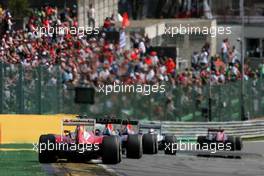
[98, 164, 117, 175]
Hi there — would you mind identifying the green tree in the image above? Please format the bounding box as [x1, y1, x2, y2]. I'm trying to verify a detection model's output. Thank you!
[8, 0, 29, 19]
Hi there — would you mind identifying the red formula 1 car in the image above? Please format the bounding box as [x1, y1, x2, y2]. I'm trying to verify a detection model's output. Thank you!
[38, 118, 122, 164]
[197, 128, 243, 151]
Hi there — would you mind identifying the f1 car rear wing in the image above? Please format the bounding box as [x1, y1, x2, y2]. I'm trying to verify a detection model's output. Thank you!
[62, 118, 96, 126]
[61, 118, 96, 138]
[96, 118, 139, 125]
[207, 128, 224, 133]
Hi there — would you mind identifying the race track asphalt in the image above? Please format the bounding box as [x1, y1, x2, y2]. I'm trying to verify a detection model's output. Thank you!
[44, 141, 264, 176]
[108, 151, 264, 176]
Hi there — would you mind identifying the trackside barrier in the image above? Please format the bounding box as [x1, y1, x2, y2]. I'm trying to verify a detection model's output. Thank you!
[0, 115, 263, 144]
[0, 115, 76, 144]
[144, 120, 264, 139]
[0, 123, 1, 144]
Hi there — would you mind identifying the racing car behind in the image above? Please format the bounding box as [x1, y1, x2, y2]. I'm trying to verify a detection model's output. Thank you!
[38, 117, 123, 164]
[197, 128, 243, 151]
[139, 122, 177, 155]
[95, 118, 143, 159]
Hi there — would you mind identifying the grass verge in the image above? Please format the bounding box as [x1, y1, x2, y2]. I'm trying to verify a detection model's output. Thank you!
[243, 136, 264, 141]
[0, 143, 33, 149]
[0, 144, 47, 176]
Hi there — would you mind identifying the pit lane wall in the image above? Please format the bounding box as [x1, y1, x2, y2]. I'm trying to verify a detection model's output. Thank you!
[0, 115, 76, 144]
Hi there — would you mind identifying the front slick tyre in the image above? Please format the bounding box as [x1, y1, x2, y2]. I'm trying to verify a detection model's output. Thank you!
[38, 134, 57, 163]
[126, 134, 143, 159]
[102, 136, 121, 164]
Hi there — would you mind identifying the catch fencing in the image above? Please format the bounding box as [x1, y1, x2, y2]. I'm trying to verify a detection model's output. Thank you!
[1, 62, 264, 122]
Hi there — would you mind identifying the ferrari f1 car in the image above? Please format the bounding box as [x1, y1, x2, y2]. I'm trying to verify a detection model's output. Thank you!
[139, 122, 177, 155]
[38, 118, 123, 164]
[197, 128, 243, 151]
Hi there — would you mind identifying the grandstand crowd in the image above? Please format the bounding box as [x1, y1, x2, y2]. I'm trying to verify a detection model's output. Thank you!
[118, 0, 212, 19]
[1, 4, 264, 90]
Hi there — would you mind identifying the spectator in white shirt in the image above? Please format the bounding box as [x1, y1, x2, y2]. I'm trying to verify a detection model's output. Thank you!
[87, 4, 95, 28]
[221, 38, 229, 64]
[199, 49, 208, 67]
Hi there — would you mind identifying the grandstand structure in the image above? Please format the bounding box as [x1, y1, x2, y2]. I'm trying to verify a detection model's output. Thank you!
[212, 0, 264, 67]
[77, 0, 118, 27]
[116, 19, 217, 70]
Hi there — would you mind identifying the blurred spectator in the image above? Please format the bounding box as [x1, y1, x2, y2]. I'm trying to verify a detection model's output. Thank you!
[191, 51, 199, 70]
[221, 38, 229, 64]
[119, 0, 212, 19]
[0, 7, 13, 34]
[259, 60, 264, 79]
[229, 46, 240, 64]
[0, 5, 3, 19]
[199, 48, 209, 67]
[87, 4, 95, 28]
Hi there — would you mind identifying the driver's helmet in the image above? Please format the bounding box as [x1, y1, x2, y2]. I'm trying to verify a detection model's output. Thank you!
[208, 133, 213, 140]
[95, 129, 101, 136]
[126, 124, 134, 134]
[148, 128, 155, 134]
[122, 124, 134, 135]
[103, 124, 113, 136]
[116, 129, 121, 136]
[70, 132, 76, 139]
[216, 130, 225, 142]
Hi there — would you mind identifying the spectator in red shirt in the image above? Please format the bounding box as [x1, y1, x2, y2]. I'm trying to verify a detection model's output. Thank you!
[103, 17, 111, 30]
[165, 58, 176, 74]
[144, 57, 152, 65]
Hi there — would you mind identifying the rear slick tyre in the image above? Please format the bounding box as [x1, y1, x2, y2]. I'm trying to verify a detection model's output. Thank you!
[143, 133, 157, 154]
[102, 136, 121, 164]
[164, 135, 177, 155]
[126, 134, 143, 159]
[38, 134, 57, 163]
